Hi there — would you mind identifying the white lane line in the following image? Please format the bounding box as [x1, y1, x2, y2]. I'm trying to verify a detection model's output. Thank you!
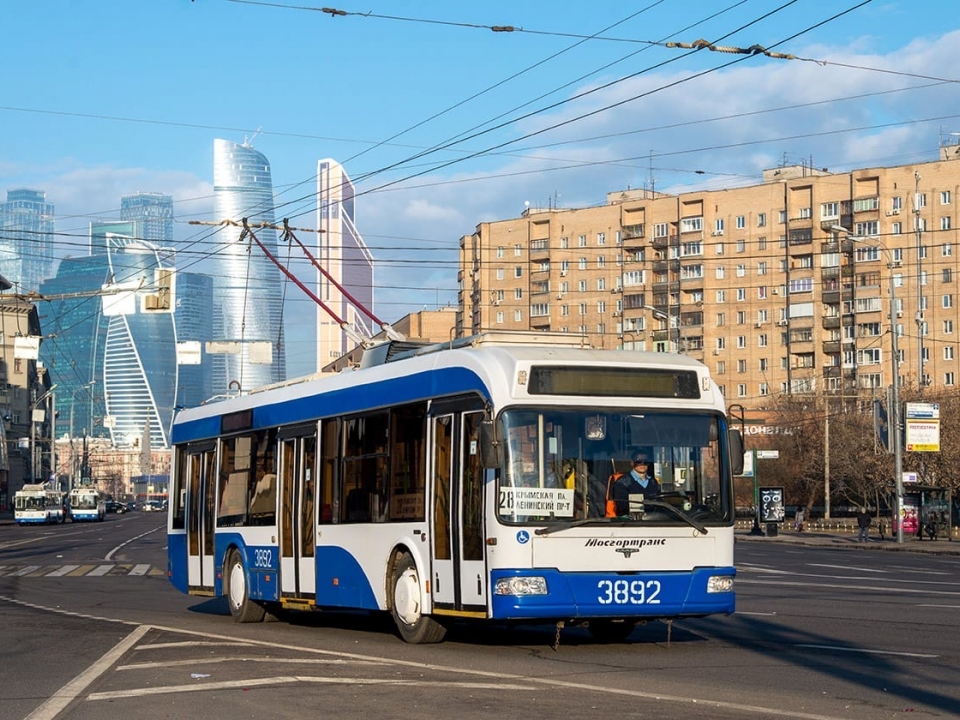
[118, 656, 390, 671]
[87, 677, 536, 700]
[136, 641, 251, 650]
[917, 603, 960, 608]
[736, 611, 778, 616]
[128, 564, 151, 576]
[24, 625, 150, 720]
[105, 525, 165, 562]
[807, 564, 886, 573]
[46, 565, 81, 577]
[738, 578, 960, 596]
[796, 644, 939, 658]
[87, 565, 114, 577]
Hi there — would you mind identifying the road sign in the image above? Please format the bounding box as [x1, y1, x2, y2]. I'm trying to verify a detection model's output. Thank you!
[756, 450, 780, 459]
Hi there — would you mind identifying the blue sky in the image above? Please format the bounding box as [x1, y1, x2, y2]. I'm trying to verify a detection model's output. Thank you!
[3, 0, 959, 377]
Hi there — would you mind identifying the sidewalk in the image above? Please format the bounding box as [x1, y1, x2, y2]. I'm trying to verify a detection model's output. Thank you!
[736, 526, 960, 555]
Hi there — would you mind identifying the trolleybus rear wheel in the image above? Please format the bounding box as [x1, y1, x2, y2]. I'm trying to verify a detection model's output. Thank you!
[390, 552, 446, 644]
[225, 549, 266, 623]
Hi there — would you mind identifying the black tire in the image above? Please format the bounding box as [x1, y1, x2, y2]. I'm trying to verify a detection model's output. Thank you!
[225, 549, 266, 623]
[588, 618, 636, 643]
[390, 552, 446, 644]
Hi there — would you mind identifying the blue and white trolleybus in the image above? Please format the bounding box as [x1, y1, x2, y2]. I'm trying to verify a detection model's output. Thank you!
[167, 332, 743, 643]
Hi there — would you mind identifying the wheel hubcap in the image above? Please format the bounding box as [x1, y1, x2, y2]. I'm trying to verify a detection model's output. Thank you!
[394, 568, 421, 625]
[229, 562, 245, 609]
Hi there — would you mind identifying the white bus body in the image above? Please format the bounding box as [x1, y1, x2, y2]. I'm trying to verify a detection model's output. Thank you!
[168, 332, 742, 643]
[68, 487, 106, 522]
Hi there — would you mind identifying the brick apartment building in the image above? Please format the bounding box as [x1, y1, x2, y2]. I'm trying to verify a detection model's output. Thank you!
[458, 143, 960, 411]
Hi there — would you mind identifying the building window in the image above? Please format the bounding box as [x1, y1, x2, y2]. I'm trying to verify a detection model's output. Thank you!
[514, 310, 523, 322]
[560, 236, 569, 249]
[737, 359, 746, 373]
[597, 255, 606, 268]
[737, 384, 747, 398]
[799, 207, 812, 219]
[758, 334, 768, 347]
[855, 221, 879, 236]
[716, 337, 726, 350]
[515, 288, 523, 299]
[597, 232, 606, 245]
[597, 301, 606, 314]
[496, 269, 504, 280]
[597, 278, 606, 291]
[758, 261, 767, 276]
[496, 311, 504, 324]
[514, 244, 522, 256]
[736, 215, 746, 229]
[737, 288, 746, 301]
[578, 235, 587, 247]
[680, 217, 703, 232]
[496, 246, 505, 258]
[737, 336, 746, 349]
[942, 217, 952, 231]
[944, 243, 953, 258]
[759, 383, 768, 396]
[757, 213, 766, 227]
[946, 372, 955, 386]
[716, 363, 725, 375]
[944, 346, 954, 360]
[515, 266, 523, 278]
[916, 193, 927, 209]
[821, 202, 839, 219]
[736, 264, 746, 277]
[579, 257, 587, 270]
[892, 222, 902, 234]
[560, 305, 569, 316]
[654, 222, 669, 238]
[944, 294, 953, 309]
[717, 312, 725, 326]
[716, 242, 724, 255]
[715, 218, 725, 233]
[578, 280, 587, 292]
[757, 236, 767, 250]
[578, 303, 587, 316]
[759, 358, 768, 371]
[736, 240, 746, 253]
[716, 266, 725, 279]
[716, 290, 725, 303]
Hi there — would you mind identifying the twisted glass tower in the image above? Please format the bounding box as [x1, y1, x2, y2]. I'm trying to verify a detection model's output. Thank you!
[211, 139, 286, 394]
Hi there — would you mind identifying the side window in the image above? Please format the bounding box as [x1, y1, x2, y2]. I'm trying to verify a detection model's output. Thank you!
[341, 411, 389, 523]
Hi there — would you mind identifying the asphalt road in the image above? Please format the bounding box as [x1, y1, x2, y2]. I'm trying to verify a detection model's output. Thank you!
[1, 514, 958, 720]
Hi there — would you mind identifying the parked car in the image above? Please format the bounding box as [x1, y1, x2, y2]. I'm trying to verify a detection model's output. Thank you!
[105, 500, 128, 514]
[142, 500, 167, 513]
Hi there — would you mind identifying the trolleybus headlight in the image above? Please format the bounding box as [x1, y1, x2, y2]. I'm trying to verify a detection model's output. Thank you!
[494, 576, 548, 596]
[706, 575, 734, 593]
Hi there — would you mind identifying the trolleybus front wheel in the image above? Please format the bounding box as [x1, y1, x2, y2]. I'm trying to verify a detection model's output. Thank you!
[390, 552, 446, 644]
[225, 549, 266, 623]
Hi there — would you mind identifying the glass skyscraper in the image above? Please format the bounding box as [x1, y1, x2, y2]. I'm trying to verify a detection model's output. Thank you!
[211, 138, 286, 394]
[0, 189, 56, 293]
[316, 159, 374, 371]
[120, 192, 174, 244]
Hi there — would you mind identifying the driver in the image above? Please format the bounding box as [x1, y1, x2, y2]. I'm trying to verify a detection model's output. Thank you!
[606, 451, 661, 516]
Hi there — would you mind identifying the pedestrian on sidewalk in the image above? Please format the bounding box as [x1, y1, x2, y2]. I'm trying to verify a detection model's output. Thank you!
[795, 506, 805, 532]
[857, 507, 871, 542]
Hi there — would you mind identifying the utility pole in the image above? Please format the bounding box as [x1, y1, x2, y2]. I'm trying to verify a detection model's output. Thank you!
[914, 171, 925, 395]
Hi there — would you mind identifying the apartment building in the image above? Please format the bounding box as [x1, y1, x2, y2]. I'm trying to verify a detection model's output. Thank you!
[458, 147, 960, 410]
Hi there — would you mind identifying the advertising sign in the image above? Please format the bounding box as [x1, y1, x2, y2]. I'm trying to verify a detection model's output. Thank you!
[759, 486, 785, 523]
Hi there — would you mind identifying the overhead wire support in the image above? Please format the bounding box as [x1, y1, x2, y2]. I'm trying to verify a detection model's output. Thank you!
[664, 38, 796, 60]
[188, 219, 375, 349]
[279, 220, 404, 341]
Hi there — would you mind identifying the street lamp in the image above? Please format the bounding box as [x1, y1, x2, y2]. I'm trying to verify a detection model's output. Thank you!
[29, 383, 57, 484]
[836, 227, 904, 544]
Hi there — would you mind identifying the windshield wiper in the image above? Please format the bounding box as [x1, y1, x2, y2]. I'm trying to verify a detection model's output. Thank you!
[643, 499, 708, 534]
[535, 517, 617, 536]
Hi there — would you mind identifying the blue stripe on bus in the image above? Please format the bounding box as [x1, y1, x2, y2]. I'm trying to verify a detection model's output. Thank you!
[489, 567, 736, 620]
[314, 546, 379, 610]
[172, 367, 490, 444]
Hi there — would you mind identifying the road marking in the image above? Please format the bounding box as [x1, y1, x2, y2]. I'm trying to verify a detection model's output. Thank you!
[118, 656, 389, 670]
[917, 603, 960, 608]
[736, 611, 777, 616]
[105, 525, 165, 562]
[739, 578, 960, 595]
[796, 644, 939, 658]
[24, 625, 150, 720]
[129, 564, 151, 576]
[11, 565, 41, 577]
[87, 565, 114, 577]
[69, 565, 96, 576]
[87, 676, 537, 700]
[45, 565, 81, 577]
[807, 563, 886, 573]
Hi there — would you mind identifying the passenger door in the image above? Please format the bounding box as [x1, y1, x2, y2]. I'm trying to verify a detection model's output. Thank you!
[186, 445, 217, 591]
[430, 401, 487, 614]
[279, 429, 318, 597]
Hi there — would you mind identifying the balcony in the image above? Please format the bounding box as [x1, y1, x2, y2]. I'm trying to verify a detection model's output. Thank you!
[823, 340, 841, 354]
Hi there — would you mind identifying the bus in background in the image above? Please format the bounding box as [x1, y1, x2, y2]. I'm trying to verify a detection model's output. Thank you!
[14, 484, 65, 525]
[68, 487, 106, 522]
[167, 331, 743, 643]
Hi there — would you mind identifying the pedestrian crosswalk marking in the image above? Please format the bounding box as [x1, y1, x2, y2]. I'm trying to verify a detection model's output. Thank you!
[0, 564, 162, 578]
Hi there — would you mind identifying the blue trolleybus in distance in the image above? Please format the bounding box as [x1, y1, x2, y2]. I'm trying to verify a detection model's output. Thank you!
[167, 331, 744, 643]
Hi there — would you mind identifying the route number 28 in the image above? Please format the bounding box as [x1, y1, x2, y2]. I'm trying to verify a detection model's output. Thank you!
[597, 579, 662, 605]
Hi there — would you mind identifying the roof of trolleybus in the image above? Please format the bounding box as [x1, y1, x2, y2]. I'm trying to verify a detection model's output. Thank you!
[172, 333, 724, 444]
